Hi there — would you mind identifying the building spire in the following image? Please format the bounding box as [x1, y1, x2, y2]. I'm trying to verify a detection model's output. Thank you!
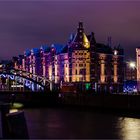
[90, 32, 96, 45]
[72, 22, 90, 49]
[73, 22, 84, 44]
[78, 22, 83, 29]
[77, 21, 84, 35]
[107, 36, 112, 48]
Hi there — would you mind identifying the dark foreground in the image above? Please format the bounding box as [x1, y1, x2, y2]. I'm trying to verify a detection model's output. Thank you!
[1, 106, 140, 139]
[1, 91, 140, 139]
[1, 91, 140, 111]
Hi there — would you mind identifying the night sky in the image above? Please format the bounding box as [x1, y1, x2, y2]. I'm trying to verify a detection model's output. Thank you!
[0, 1, 140, 61]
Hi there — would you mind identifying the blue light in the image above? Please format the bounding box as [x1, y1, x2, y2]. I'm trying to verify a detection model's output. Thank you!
[31, 83, 35, 91]
[123, 80, 137, 93]
[51, 44, 64, 54]
[9, 75, 14, 80]
[40, 45, 50, 53]
[32, 48, 40, 54]
[25, 81, 30, 87]
[25, 49, 31, 56]
[69, 33, 75, 42]
[1, 74, 6, 78]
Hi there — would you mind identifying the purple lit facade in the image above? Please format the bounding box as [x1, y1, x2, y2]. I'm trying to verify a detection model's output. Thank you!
[24, 50, 31, 73]
[13, 22, 124, 93]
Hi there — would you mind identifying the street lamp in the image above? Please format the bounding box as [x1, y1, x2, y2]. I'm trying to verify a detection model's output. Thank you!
[129, 61, 136, 69]
[129, 61, 136, 80]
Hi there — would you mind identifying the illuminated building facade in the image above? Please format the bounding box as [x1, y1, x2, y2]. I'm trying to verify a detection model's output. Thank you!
[136, 47, 140, 91]
[30, 48, 42, 76]
[40, 45, 50, 78]
[123, 61, 137, 93]
[124, 61, 136, 81]
[24, 50, 31, 73]
[89, 39, 124, 93]
[13, 22, 124, 93]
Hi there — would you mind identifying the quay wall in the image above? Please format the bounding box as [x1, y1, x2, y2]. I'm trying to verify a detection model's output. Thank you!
[60, 93, 140, 111]
[0, 91, 140, 111]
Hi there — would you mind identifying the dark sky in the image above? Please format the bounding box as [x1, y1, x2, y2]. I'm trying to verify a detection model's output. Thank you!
[0, 0, 140, 61]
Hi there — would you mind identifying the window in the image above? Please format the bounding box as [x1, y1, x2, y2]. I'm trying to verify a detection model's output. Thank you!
[79, 64, 83, 67]
[80, 69, 86, 75]
[80, 77, 83, 81]
[76, 69, 77, 74]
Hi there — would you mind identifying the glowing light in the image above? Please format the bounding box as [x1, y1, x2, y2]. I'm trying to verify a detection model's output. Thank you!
[9, 75, 14, 80]
[9, 109, 18, 113]
[31, 83, 35, 91]
[85, 83, 90, 90]
[83, 33, 90, 49]
[129, 61, 136, 69]
[12, 103, 24, 109]
[11, 85, 24, 88]
[1, 74, 6, 78]
[123, 80, 137, 93]
[101, 76, 105, 83]
[118, 118, 140, 140]
[114, 50, 118, 55]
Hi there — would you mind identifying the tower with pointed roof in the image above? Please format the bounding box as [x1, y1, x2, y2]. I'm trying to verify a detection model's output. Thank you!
[66, 22, 91, 91]
[72, 22, 90, 49]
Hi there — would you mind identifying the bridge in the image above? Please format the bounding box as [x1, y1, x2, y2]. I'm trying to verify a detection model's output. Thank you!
[0, 69, 53, 92]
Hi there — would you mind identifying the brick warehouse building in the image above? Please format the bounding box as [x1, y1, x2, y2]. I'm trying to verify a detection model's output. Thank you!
[13, 22, 124, 93]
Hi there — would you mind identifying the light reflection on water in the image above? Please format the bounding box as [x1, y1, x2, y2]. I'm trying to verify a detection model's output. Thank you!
[117, 117, 140, 140]
[24, 108, 140, 139]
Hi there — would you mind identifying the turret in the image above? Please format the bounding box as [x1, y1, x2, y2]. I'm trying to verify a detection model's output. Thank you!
[73, 22, 90, 49]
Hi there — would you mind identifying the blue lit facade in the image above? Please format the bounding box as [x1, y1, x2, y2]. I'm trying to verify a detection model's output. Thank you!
[123, 80, 137, 93]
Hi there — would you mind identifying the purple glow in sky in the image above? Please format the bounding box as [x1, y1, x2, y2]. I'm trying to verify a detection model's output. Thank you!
[0, 1, 140, 60]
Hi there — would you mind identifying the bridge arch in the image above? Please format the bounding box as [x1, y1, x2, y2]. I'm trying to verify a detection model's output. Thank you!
[0, 69, 53, 91]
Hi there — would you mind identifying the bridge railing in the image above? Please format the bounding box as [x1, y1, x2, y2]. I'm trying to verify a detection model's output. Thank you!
[0, 69, 53, 91]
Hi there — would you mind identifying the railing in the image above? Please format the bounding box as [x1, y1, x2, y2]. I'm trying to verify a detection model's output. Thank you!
[0, 69, 53, 91]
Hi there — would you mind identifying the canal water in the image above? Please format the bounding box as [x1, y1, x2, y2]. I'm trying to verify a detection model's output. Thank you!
[22, 107, 140, 139]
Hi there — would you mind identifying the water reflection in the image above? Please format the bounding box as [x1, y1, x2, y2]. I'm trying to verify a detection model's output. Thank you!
[24, 108, 140, 139]
[118, 117, 140, 140]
